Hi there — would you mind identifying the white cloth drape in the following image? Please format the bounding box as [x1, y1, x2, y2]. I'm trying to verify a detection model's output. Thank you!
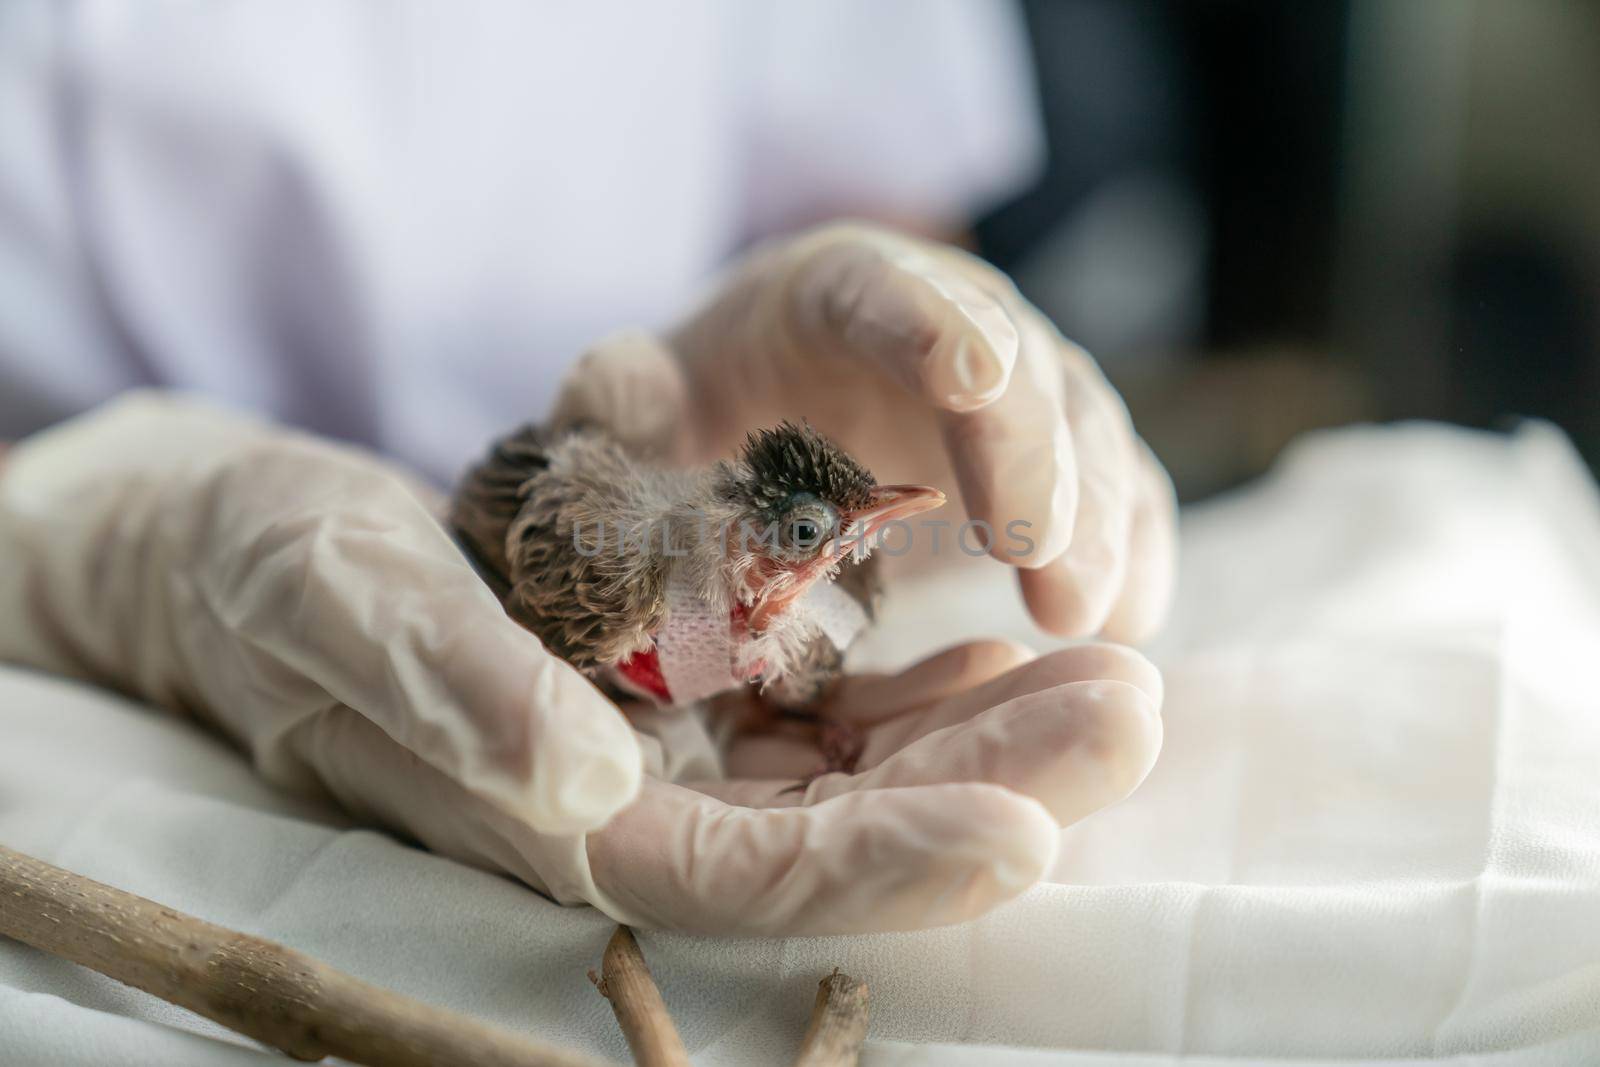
[3, 421, 1598, 1065]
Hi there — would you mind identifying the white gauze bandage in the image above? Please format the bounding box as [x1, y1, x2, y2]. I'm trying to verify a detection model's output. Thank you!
[655, 569, 741, 704]
[796, 581, 869, 650]
[655, 569, 872, 705]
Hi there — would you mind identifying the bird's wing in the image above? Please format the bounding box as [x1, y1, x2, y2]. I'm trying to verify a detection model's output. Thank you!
[455, 426, 669, 671]
[449, 421, 554, 587]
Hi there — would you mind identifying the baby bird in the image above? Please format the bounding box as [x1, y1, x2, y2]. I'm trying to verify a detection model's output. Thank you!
[450, 421, 944, 723]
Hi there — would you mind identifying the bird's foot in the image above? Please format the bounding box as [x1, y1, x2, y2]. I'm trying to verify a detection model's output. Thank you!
[778, 717, 863, 796]
[818, 718, 864, 776]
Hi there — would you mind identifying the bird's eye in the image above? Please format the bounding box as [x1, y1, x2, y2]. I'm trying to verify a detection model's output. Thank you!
[781, 502, 835, 553]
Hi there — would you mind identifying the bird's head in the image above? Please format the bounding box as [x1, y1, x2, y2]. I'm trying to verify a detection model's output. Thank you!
[714, 422, 944, 631]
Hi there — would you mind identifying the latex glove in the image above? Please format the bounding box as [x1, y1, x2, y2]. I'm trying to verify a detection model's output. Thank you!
[291, 637, 1162, 935]
[0, 395, 1161, 935]
[0, 393, 641, 836]
[552, 222, 1178, 642]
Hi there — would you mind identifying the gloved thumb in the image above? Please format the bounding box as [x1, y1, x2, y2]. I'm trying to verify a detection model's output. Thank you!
[548, 329, 691, 461]
[1, 394, 644, 838]
[184, 438, 646, 836]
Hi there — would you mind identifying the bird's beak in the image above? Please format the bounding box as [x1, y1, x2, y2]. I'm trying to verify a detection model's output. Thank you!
[835, 484, 947, 556]
[746, 485, 946, 633]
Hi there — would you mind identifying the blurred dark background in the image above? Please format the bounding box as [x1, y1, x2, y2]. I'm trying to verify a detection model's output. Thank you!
[977, 0, 1600, 500]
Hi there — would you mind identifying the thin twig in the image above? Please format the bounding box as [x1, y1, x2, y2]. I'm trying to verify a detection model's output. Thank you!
[0, 843, 607, 1067]
[790, 969, 870, 1067]
[588, 926, 690, 1067]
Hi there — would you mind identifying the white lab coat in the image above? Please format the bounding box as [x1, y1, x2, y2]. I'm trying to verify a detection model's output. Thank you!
[0, 0, 1041, 480]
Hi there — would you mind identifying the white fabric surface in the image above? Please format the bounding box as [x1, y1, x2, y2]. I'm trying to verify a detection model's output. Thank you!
[0, 0, 1041, 479]
[4, 420, 1600, 1065]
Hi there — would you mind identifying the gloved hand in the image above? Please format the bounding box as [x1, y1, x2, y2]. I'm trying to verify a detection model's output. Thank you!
[0, 394, 1162, 935]
[0, 393, 641, 836]
[552, 222, 1178, 642]
[294, 636, 1162, 935]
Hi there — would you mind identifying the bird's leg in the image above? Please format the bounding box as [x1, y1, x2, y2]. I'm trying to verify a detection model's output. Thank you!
[753, 634, 866, 788]
[765, 711, 863, 796]
[816, 716, 865, 776]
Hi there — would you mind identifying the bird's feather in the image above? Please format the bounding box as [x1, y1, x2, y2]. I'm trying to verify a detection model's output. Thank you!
[451, 420, 881, 709]
[452, 425, 674, 669]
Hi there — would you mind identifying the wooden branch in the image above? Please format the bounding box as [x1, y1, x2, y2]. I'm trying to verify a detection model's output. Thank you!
[790, 970, 870, 1067]
[588, 926, 690, 1067]
[0, 844, 609, 1067]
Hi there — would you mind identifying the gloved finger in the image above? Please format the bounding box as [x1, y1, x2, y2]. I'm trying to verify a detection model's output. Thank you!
[296, 707, 1046, 936]
[289, 709, 1048, 936]
[909, 244, 1082, 567]
[936, 337, 1078, 567]
[1102, 440, 1180, 644]
[1016, 331, 1142, 635]
[546, 328, 692, 460]
[783, 227, 1021, 413]
[716, 729, 822, 784]
[719, 642, 1158, 784]
[587, 778, 1059, 935]
[698, 661, 1161, 819]
[198, 442, 642, 835]
[775, 229, 1080, 566]
[851, 643, 1163, 761]
[800, 679, 1160, 821]
[826, 639, 1037, 725]
[710, 641, 1160, 788]
[283, 707, 600, 914]
[720, 640, 1036, 781]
